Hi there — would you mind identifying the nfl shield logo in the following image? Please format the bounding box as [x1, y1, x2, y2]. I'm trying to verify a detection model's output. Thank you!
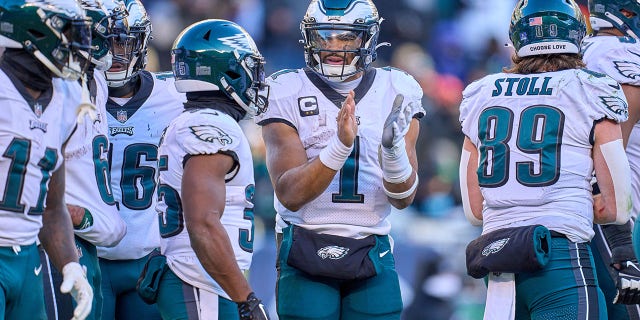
[117, 110, 128, 123]
[33, 103, 43, 118]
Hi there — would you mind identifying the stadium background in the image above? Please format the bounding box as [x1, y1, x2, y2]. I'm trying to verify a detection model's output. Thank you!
[137, 1, 592, 319]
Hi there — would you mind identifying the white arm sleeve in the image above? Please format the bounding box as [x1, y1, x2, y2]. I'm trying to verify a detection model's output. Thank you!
[460, 149, 482, 226]
[601, 139, 633, 225]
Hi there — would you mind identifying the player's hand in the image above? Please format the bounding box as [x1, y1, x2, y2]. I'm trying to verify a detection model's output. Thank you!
[381, 94, 420, 150]
[238, 292, 269, 320]
[613, 261, 640, 304]
[337, 90, 357, 147]
[68, 205, 85, 228]
[60, 262, 93, 320]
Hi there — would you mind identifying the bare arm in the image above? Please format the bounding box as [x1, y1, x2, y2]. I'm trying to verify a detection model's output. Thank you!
[593, 119, 632, 224]
[39, 163, 79, 270]
[262, 91, 358, 212]
[460, 137, 484, 224]
[621, 84, 640, 147]
[382, 118, 420, 209]
[182, 153, 252, 302]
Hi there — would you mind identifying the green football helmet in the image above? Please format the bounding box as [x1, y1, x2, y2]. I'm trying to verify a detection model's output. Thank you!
[172, 19, 269, 116]
[105, 0, 150, 87]
[300, 0, 382, 82]
[509, 0, 586, 57]
[0, 0, 92, 80]
[589, 0, 640, 38]
[79, 0, 128, 70]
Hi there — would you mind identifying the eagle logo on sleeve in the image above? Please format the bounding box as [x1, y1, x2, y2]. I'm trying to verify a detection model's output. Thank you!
[599, 96, 629, 117]
[614, 60, 640, 80]
[189, 125, 233, 146]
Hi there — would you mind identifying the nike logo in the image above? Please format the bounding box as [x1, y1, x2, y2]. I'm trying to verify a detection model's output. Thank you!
[609, 83, 621, 90]
[379, 250, 390, 258]
[34, 264, 42, 276]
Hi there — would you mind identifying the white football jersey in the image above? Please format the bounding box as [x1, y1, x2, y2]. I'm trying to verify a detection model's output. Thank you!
[583, 35, 640, 219]
[255, 68, 425, 238]
[98, 71, 185, 260]
[158, 108, 255, 299]
[0, 70, 79, 246]
[65, 72, 126, 247]
[459, 69, 628, 243]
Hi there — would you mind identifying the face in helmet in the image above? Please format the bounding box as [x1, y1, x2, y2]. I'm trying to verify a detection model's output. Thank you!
[509, 0, 586, 57]
[589, 0, 640, 38]
[105, 0, 151, 87]
[172, 19, 269, 116]
[80, 0, 128, 71]
[0, 0, 92, 81]
[301, 0, 381, 82]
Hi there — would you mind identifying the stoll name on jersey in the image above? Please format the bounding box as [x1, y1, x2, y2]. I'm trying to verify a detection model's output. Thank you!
[491, 76, 553, 97]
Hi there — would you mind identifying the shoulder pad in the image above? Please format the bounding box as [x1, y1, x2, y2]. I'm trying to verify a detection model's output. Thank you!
[269, 69, 299, 81]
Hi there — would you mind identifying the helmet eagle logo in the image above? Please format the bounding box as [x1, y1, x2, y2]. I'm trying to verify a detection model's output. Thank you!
[219, 34, 254, 52]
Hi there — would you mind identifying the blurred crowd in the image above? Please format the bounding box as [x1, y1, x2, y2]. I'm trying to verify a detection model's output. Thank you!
[137, 1, 590, 319]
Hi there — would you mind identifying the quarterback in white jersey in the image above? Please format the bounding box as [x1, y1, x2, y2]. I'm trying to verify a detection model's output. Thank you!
[257, 67, 424, 237]
[256, 1, 423, 319]
[154, 19, 269, 320]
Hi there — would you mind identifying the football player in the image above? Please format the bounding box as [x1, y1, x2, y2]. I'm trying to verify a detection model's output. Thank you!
[96, 0, 185, 319]
[41, 1, 128, 319]
[582, 0, 640, 317]
[0, 0, 94, 319]
[255, 0, 424, 318]
[154, 19, 269, 320]
[460, 0, 632, 318]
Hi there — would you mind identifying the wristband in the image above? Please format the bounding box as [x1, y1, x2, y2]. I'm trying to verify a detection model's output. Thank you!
[380, 141, 413, 184]
[74, 208, 93, 230]
[319, 134, 353, 171]
[383, 175, 419, 199]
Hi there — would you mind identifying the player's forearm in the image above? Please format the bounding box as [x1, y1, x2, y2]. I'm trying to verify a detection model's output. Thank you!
[274, 158, 337, 211]
[188, 220, 252, 302]
[40, 206, 79, 271]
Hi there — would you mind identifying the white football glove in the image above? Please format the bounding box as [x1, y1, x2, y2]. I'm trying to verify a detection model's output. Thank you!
[379, 94, 420, 183]
[60, 262, 93, 320]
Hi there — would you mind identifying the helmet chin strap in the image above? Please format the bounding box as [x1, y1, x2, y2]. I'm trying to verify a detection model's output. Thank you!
[220, 77, 257, 116]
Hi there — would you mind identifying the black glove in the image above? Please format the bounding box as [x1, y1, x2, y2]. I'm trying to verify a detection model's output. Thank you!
[613, 260, 640, 304]
[238, 292, 269, 320]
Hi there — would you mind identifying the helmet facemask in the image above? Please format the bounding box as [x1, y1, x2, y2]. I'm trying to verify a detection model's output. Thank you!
[220, 51, 270, 116]
[34, 9, 93, 81]
[300, 0, 382, 82]
[302, 22, 379, 82]
[105, 0, 151, 88]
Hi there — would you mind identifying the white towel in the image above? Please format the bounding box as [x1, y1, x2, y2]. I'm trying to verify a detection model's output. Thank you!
[484, 272, 516, 320]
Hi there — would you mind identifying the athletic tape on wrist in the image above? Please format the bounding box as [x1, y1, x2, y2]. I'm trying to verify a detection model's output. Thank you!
[383, 175, 419, 199]
[319, 134, 353, 171]
[381, 143, 413, 183]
